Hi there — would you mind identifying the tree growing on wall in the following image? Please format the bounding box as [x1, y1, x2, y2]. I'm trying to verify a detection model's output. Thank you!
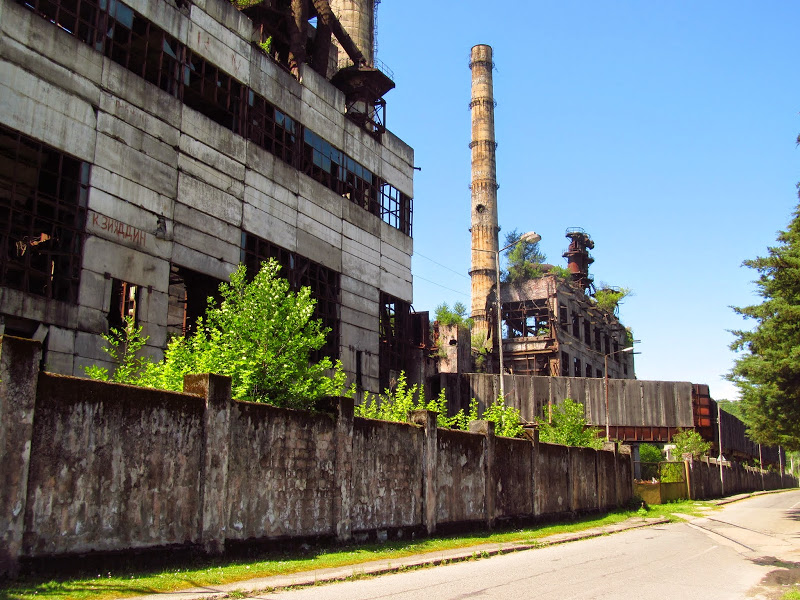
[536, 398, 603, 449]
[434, 302, 473, 328]
[728, 197, 800, 450]
[87, 260, 346, 409]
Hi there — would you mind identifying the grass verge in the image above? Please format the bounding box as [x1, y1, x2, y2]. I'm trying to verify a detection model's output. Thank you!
[0, 500, 714, 600]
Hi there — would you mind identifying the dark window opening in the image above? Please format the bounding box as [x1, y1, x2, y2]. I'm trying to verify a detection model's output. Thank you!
[102, 0, 181, 97]
[559, 303, 568, 332]
[502, 300, 550, 339]
[604, 334, 610, 356]
[583, 320, 591, 345]
[248, 91, 298, 165]
[379, 292, 411, 391]
[623, 362, 628, 376]
[585, 363, 592, 378]
[167, 265, 222, 338]
[573, 357, 581, 378]
[0, 124, 88, 303]
[16, 0, 102, 45]
[183, 50, 244, 132]
[561, 351, 570, 377]
[107, 277, 139, 331]
[594, 327, 601, 352]
[241, 233, 340, 360]
[571, 312, 580, 337]
[339, 154, 378, 216]
[613, 339, 620, 361]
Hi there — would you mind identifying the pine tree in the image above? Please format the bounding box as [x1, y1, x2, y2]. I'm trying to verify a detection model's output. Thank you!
[728, 199, 800, 449]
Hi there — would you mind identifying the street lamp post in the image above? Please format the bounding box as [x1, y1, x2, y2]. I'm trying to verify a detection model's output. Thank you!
[604, 345, 635, 440]
[474, 231, 541, 401]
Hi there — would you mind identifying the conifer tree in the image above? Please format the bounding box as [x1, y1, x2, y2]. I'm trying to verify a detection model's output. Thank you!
[729, 199, 800, 449]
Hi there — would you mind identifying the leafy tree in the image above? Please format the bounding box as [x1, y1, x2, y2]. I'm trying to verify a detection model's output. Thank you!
[434, 301, 473, 328]
[85, 317, 150, 384]
[638, 443, 663, 480]
[88, 260, 346, 409]
[671, 429, 711, 459]
[717, 399, 747, 423]
[536, 399, 603, 449]
[502, 229, 546, 283]
[728, 199, 800, 449]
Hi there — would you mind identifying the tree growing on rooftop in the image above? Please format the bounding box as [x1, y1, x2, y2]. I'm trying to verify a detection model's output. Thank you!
[502, 229, 547, 283]
[728, 197, 800, 450]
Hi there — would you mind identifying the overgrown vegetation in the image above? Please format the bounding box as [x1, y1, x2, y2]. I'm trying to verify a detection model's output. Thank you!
[354, 372, 524, 437]
[434, 301, 473, 328]
[502, 229, 546, 283]
[638, 443, 663, 480]
[536, 399, 603, 449]
[671, 428, 712, 459]
[728, 193, 800, 450]
[593, 286, 631, 315]
[86, 260, 346, 410]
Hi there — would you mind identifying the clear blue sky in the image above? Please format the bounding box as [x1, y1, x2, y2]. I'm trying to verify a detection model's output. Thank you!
[375, 1, 799, 401]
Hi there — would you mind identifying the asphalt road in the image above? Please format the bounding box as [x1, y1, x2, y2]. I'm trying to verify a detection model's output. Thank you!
[260, 490, 800, 600]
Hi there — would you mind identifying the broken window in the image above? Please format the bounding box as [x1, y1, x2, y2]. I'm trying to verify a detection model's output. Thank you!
[167, 265, 222, 338]
[248, 92, 298, 165]
[573, 357, 581, 378]
[107, 278, 139, 331]
[571, 311, 580, 338]
[183, 49, 244, 133]
[379, 292, 411, 391]
[502, 299, 550, 338]
[241, 233, 340, 360]
[0, 124, 88, 303]
[594, 327, 602, 352]
[379, 183, 412, 236]
[15, 0, 102, 45]
[339, 155, 379, 216]
[561, 351, 570, 377]
[583, 320, 591, 345]
[604, 333, 610, 356]
[585, 363, 592, 378]
[559, 303, 568, 332]
[613, 339, 620, 361]
[101, 0, 182, 97]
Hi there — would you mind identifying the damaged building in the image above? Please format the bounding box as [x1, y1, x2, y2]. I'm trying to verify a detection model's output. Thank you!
[0, 0, 414, 393]
[499, 229, 634, 379]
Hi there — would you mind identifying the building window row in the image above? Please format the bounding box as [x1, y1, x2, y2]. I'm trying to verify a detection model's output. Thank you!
[241, 233, 340, 360]
[0, 124, 89, 303]
[17, 0, 413, 236]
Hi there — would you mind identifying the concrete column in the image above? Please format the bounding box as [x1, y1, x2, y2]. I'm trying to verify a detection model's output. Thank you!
[183, 374, 232, 555]
[411, 410, 438, 535]
[469, 420, 496, 528]
[0, 336, 42, 577]
[334, 397, 354, 541]
[618, 444, 633, 507]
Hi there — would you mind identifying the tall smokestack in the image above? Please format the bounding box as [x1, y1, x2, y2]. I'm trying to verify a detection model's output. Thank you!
[469, 44, 499, 342]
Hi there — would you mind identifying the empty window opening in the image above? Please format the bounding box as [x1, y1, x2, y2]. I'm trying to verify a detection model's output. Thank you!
[594, 327, 602, 352]
[379, 292, 412, 391]
[573, 357, 581, 378]
[585, 363, 592, 378]
[502, 300, 550, 339]
[571, 312, 580, 338]
[167, 265, 222, 338]
[0, 124, 88, 303]
[561, 351, 570, 377]
[583, 320, 591, 345]
[559, 303, 568, 332]
[107, 278, 139, 332]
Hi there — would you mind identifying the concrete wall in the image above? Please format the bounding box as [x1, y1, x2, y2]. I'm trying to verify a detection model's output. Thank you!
[0, 336, 639, 575]
[0, 0, 414, 394]
[447, 373, 694, 429]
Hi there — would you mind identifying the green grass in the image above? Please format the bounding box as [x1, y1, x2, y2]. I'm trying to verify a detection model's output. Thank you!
[0, 500, 713, 600]
[783, 589, 800, 600]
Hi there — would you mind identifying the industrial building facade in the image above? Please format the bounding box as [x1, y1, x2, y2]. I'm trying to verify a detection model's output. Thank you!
[0, 0, 414, 393]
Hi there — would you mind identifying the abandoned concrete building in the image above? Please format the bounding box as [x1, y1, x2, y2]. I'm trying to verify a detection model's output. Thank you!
[499, 229, 634, 379]
[0, 0, 415, 393]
